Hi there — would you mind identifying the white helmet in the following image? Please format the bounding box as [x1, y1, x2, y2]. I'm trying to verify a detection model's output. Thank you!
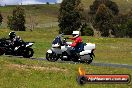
[72, 31, 80, 38]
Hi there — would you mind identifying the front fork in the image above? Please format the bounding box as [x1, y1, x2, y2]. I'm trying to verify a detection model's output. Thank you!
[90, 50, 95, 60]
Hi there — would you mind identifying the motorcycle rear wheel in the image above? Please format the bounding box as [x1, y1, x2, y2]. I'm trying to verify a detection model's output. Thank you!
[0, 48, 5, 55]
[87, 60, 92, 64]
[86, 56, 93, 64]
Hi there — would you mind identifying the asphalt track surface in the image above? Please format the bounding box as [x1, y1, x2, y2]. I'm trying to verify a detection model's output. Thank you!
[6, 55, 132, 69]
[42, 58, 132, 69]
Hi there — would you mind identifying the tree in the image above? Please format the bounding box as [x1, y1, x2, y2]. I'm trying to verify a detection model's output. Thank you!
[111, 13, 127, 37]
[7, 6, 26, 31]
[0, 12, 3, 25]
[46, 2, 50, 5]
[81, 23, 94, 36]
[95, 4, 113, 37]
[58, 0, 83, 34]
[89, 0, 119, 15]
[126, 20, 132, 38]
[88, 0, 119, 37]
[112, 24, 127, 38]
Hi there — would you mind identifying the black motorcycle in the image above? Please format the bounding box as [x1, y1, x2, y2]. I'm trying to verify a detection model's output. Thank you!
[0, 38, 34, 58]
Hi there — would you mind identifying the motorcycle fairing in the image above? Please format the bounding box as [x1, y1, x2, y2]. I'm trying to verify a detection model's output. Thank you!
[26, 43, 34, 47]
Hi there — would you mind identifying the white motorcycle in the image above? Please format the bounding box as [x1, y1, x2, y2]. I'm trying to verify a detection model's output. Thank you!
[46, 34, 95, 64]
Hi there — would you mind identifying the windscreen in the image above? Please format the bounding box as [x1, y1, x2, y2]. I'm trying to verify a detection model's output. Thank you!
[52, 36, 62, 45]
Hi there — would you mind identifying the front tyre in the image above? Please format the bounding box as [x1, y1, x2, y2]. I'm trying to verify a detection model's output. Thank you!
[23, 48, 34, 58]
[46, 52, 58, 62]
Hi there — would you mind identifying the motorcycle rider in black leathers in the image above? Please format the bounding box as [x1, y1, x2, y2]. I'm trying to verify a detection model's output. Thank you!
[9, 31, 22, 51]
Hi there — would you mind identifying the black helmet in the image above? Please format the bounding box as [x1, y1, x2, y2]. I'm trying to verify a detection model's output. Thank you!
[9, 31, 16, 39]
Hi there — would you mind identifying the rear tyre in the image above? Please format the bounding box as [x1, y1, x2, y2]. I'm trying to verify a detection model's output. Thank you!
[46, 52, 58, 62]
[23, 48, 34, 58]
[87, 60, 92, 64]
[87, 57, 93, 64]
[0, 48, 5, 55]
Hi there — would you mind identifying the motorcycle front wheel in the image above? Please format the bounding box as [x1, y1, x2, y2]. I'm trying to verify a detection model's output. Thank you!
[23, 48, 34, 58]
[46, 52, 58, 62]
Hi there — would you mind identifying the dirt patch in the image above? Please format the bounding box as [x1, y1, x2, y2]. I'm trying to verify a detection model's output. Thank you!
[6, 64, 68, 73]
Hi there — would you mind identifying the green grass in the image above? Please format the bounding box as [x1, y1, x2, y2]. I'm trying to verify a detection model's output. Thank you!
[0, 2, 132, 87]
[0, 56, 132, 88]
[0, 28, 132, 64]
[0, 28, 132, 88]
[83, 37, 132, 65]
[0, 4, 59, 29]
